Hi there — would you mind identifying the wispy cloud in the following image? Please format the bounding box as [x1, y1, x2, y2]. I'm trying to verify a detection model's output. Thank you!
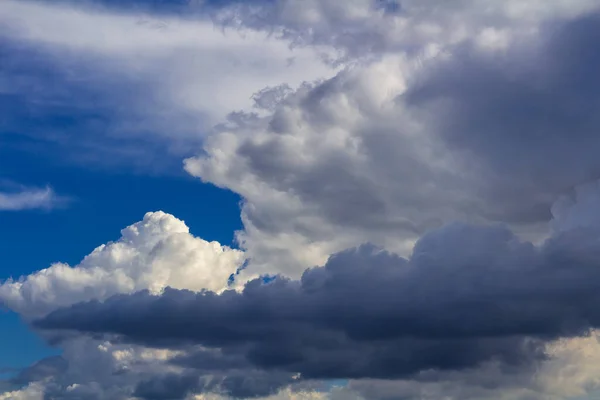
[0, 186, 67, 211]
[0, 0, 336, 172]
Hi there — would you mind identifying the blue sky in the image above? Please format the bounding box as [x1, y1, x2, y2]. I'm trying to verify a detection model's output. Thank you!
[0, 1, 242, 368]
[0, 89, 243, 369]
[0, 0, 332, 380]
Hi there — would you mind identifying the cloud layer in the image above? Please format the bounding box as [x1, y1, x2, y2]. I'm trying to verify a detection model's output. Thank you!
[31, 220, 600, 372]
[0, 0, 336, 171]
[29, 181, 600, 398]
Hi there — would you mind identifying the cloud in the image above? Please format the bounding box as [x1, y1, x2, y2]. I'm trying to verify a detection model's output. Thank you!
[333, 331, 600, 400]
[26, 177, 600, 399]
[184, 9, 600, 283]
[0, 212, 246, 399]
[0, 0, 336, 171]
[211, 0, 599, 59]
[29, 181, 600, 399]
[0, 0, 334, 123]
[0, 186, 66, 211]
[0, 211, 245, 318]
[9, 356, 67, 387]
[6, 1, 600, 399]
[0, 383, 43, 400]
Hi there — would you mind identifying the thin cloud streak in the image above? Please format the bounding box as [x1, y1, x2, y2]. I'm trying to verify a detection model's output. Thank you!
[0, 186, 67, 211]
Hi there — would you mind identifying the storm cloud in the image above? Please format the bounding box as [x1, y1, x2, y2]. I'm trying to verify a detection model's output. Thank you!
[35, 214, 600, 392]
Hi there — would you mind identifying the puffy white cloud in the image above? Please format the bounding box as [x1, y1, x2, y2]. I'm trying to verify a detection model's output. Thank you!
[0, 211, 245, 318]
[0, 212, 245, 399]
[185, 54, 419, 279]
[181, 51, 495, 279]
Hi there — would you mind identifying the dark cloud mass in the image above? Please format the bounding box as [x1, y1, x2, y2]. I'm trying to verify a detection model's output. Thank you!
[404, 13, 600, 224]
[133, 373, 200, 400]
[9, 356, 68, 386]
[35, 221, 600, 391]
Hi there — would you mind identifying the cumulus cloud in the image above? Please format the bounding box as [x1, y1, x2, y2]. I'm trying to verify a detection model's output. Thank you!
[31, 181, 600, 397]
[0, 211, 245, 318]
[184, 9, 600, 282]
[0, 186, 66, 211]
[0, 212, 246, 399]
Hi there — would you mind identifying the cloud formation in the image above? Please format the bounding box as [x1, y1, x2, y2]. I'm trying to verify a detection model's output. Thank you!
[31, 225, 598, 362]
[5, 1, 600, 399]
[0, 0, 335, 171]
[0, 211, 245, 318]
[0, 212, 246, 399]
[0, 186, 66, 211]
[29, 180, 600, 398]
[185, 9, 600, 282]
[211, 0, 599, 58]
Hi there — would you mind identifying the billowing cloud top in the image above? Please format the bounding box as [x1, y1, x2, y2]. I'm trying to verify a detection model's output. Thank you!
[0, 211, 245, 318]
[31, 214, 600, 381]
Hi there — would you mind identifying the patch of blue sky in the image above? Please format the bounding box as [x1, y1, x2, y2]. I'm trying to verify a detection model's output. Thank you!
[0, 36, 243, 370]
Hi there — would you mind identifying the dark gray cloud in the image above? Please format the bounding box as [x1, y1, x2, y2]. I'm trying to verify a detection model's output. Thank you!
[133, 373, 200, 400]
[34, 220, 600, 393]
[9, 356, 68, 386]
[131, 359, 297, 399]
[404, 12, 600, 225]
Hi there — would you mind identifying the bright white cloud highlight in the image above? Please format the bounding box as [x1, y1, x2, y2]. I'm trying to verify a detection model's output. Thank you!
[0, 211, 245, 318]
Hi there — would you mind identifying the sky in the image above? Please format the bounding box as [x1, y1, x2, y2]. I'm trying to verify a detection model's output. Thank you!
[4, 0, 600, 399]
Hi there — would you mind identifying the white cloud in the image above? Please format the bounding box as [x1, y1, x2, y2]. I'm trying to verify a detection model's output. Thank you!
[0, 0, 337, 136]
[0, 212, 245, 399]
[0, 186, 65, 211]
[0, 383, 43, 400]
[0, 211, 245, 318]
[213, 0, 600, 59]
[186, 55, 419, 280]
